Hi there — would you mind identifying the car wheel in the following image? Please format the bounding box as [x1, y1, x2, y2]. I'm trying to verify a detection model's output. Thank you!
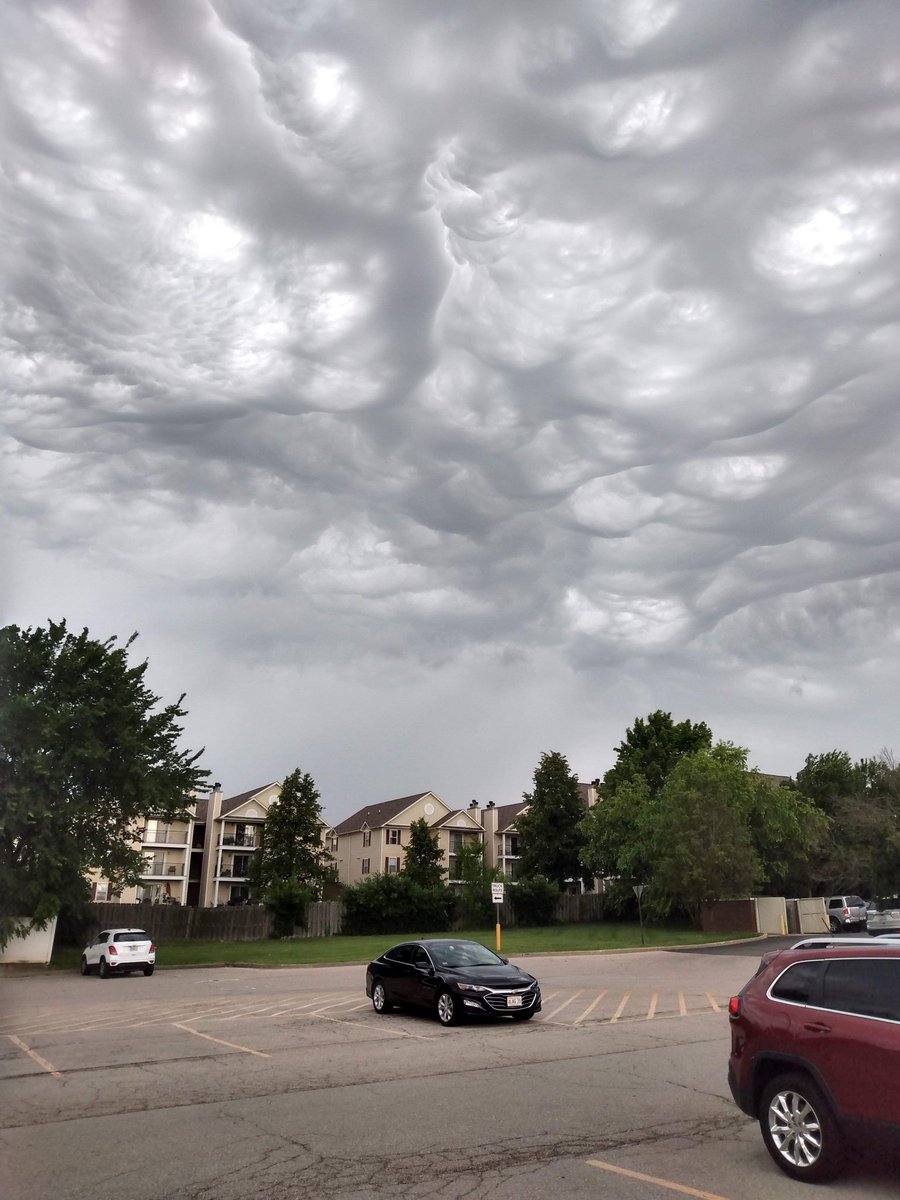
[80, 956, 90, 976]
[759, 1073, 845, 1182]
[436, 990, 459, 1026]
[144, 966, 154, 977]
[99, 957, 110, 979]
[371, 980, 392, 1013]
[829, 917, 840, 933]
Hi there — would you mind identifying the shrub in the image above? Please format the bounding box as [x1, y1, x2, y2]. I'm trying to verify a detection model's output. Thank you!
[510, 875, 559, 926]
[262, 878, 313, 938]
[341, 873, 456, 935]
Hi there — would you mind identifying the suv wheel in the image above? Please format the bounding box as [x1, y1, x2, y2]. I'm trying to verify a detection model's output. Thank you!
[759, 1073, 845, 1182]
[829, 917, 840, 933]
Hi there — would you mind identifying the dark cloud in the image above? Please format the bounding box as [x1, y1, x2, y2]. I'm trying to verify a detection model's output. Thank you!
[3, 0, 899, 816]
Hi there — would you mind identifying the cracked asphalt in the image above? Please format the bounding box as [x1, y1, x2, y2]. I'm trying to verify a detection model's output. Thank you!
[1, 941, 897, 1199]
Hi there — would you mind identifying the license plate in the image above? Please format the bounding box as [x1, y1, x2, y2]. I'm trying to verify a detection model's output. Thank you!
[129, 944, 139, 951]
[507, 995, 522, 1008]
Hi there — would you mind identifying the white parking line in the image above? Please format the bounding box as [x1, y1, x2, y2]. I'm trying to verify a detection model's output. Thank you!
[573, 990, 608, 1024]
[646, 992, 658, 1020]
[543, 989, 585, 1021]
[173, 1023, 271, 1057]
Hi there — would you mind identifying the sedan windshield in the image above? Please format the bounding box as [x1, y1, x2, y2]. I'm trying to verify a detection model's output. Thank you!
[427, 942, 503, 968]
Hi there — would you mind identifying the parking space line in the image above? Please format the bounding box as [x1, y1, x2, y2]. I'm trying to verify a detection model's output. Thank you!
[678, 991, 687, 1016]
[173, 1023, 270, 1057]
[8, 1035, 62, 1079]
[586, 1158, 732, 1199]
[705, 992, 721, 1013]
[609, 991, 631, 1023]
[646, 992, 658, 1019]
[544, 989, 584, 1021]
[573, 990, 607, 1024]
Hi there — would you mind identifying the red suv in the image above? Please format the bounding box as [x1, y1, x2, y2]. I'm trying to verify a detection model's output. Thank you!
[728, 936, 900, 1182]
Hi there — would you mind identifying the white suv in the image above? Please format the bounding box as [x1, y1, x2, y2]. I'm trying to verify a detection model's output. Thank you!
[81, 928, 156, 978]
[827, 895, 867, 932]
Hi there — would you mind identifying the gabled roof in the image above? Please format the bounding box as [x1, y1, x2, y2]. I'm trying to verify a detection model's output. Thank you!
[334, 793, 432, 835]
[431, 809, 484, 831]
[495, 801, 527, 833]
[220, 783, 279, 817]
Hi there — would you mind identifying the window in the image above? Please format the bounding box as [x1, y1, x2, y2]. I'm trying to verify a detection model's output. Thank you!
[361, 858, 371, 875]
[449, 831, 467, 854]
[386, 828, 401, 845]
[329, 836, 339, 852]
[232, 856, 250, 877]
[823, 960, 900, 1022]
[385, 856, 401, 874]
[362, 829, 371, 847]
[507, 835, 519, 856]
[770, 961, 823, 1004]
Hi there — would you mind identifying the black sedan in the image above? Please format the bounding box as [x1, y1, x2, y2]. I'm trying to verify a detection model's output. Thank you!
[365, 938, 541, 1026]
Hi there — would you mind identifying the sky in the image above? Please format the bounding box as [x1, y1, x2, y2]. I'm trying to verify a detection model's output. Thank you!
[3, 0, 900, 825]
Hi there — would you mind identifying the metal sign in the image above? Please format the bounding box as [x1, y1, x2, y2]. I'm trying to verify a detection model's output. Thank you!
[633, 885, 645, 899]
[491, 883, 505, 904]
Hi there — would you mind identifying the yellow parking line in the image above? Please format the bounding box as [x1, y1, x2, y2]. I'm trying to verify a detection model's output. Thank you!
[573, 990, 607, 1024]
[678, 991, 687, 1016]
[173, 1023, 270, 1057]
[706, 992, 721, 1013]
[8, 1035, 62, 1079]
[586, 1158, 732, 1199]
[646, 992, 658, 1019]
[544, 989, 584, 1021]
[609, 992, 631, 1023]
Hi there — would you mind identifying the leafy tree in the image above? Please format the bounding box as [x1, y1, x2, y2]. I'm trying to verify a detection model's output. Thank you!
[601, 710, 712, 799]
[402, 817, 445, 888]
[648, 744, 761, 923]
[0, 620, 208, 948]
[516, 751, 587, 888]
[795, 751, 871, 816]
[263, 879, 313, 938]
[454, 839, 500, 926]
[341, 873, 455, 935]
[251, 768, 333, 914]
[509, 875, 559, 926]
[579, 775, 654, 904]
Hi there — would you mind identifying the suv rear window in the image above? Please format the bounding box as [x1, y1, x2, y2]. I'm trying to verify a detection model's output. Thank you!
[770, 961, 822, 1003]
[114, 931, 149, 943]
[823, 959, 900, 1022]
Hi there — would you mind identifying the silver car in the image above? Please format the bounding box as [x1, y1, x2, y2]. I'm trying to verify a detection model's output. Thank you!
[866, 900, 900, 936]
[826, 895, 867, 932]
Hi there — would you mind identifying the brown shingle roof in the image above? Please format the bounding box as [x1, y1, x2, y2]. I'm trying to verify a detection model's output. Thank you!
[334, 793, 429, 835]
[495, 801, 527, 832]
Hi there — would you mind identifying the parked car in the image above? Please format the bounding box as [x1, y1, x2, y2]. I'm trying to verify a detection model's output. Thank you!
[81, 928, 155, 978]
[826, 894, 867, 932]
[366, 938, 541, 1026]
[728, 936, 900, 1181]
[866, 900, 900, 936]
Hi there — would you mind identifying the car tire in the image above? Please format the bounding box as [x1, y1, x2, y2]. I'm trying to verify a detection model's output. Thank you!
[759, 1072, 845, 1183]
[829, 918, 840, 933]
[436, 990, 459, 1026]
[99, 957, 110, 979]
[80, 956, 90, 976]
[371, 979, 392, 1013]
[144, 966, 154, 977]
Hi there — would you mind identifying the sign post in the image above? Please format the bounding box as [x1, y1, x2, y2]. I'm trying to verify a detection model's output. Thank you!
[633, 884, 646, 946]
[491, 882, 505, 952]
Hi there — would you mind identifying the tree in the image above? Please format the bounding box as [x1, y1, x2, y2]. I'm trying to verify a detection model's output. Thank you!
[579, 775, 654, 895]
[516, 751, 586, 888]
[402, 817, 445, 888]
[0, 620, 208, 948]
[453, 839, 500, 926]
[251, 768, 333, 908]
[601, 710, 712, 799]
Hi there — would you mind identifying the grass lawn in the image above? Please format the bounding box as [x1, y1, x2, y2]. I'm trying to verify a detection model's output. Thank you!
[51, 923, 759, 971]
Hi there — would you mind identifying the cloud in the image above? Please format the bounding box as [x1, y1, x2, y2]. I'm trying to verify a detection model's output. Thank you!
[3, 0, 900, 815]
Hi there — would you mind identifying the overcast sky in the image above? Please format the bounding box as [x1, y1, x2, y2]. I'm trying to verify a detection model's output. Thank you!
[3, 0, 900, 823]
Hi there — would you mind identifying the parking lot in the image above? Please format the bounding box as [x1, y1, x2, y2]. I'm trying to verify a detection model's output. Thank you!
[2, 940, 897, 1199]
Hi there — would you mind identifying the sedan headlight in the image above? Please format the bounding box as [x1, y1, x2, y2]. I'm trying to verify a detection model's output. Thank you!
[456, 982, 489, 993]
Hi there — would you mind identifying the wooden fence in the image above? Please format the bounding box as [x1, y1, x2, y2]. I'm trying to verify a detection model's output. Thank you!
[86, 892, 602, 942]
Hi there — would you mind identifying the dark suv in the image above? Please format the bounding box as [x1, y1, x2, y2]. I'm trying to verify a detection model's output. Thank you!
[728, 937, 900, 1182]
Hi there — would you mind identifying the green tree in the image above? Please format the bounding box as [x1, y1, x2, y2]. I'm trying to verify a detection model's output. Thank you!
[0, 620, 208, 948]
[402, 817, 445, 888]
[579, 775, 654, 895]
[454, 839, 500, 926]
[601, 710, 712, 799]
[516, 751, 586, 888]
[648, 744, 761, 923]
[251, 768, 333, 919]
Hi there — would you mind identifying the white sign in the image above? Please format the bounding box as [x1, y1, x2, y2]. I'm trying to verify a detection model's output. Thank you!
[491, 883, 505, 904]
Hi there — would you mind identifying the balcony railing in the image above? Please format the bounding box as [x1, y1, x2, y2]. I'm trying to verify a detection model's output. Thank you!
[220, 837, 257, 848]
[143, 860, 185, 877]
[141, 830, 188, 844]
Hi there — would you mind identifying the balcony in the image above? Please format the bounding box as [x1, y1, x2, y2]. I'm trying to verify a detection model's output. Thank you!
[142, 829, 188, 845]
[143, 860, 186, 879]
[220, 837, 257, 849]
